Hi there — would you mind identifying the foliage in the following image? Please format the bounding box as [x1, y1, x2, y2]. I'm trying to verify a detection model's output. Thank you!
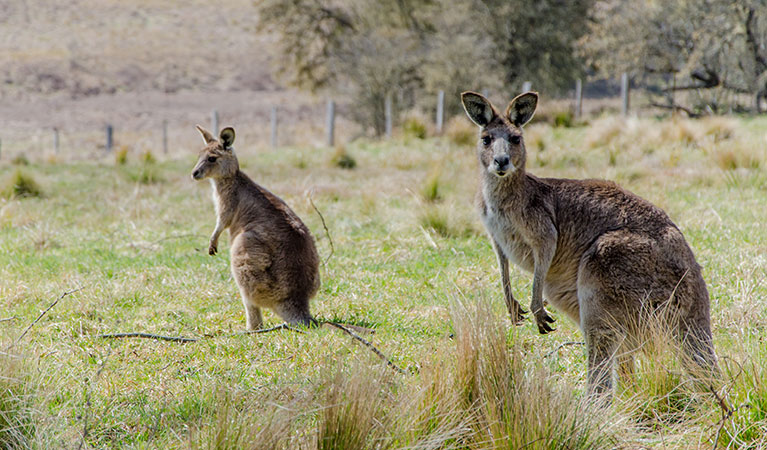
[580, 0, 767, 113]
[2, 169, 43, 199]
[256, 0, 593, 134]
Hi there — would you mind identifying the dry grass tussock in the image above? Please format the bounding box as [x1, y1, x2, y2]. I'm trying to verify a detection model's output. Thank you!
[0, 350, 39, 448]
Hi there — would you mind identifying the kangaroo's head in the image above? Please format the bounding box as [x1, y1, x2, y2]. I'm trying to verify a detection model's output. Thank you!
[461, 91, 538, 178]
[191, 125, 238, 181]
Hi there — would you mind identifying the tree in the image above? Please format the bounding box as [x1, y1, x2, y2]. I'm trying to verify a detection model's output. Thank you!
[580, 0, 767, 114]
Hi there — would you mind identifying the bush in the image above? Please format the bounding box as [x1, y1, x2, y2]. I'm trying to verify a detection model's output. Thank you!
[141, 150, 156, 164]
[403, 116, 427, 140]
[1, 170, 43, 199]
[115, 147, 128, 165]
[330, 146, 357, 169]
[11, 155, 29, 166]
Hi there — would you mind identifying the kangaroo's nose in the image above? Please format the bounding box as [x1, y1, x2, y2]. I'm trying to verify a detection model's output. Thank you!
[192, 169, 201, 179]
[494, 155, 510, 168]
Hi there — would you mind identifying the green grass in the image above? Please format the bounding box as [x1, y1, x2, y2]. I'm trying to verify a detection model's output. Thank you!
[1, 115, 766, 448]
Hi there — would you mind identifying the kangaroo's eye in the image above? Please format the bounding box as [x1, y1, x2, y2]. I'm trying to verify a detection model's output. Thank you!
[207, 156, 217, 163]
[481, 136, 492, 146]
[510, 135, 521, 145]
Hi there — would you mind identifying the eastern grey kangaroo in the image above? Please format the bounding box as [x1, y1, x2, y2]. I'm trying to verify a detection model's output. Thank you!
[461, 91, 718, 394]
[191, 125, 320, 329]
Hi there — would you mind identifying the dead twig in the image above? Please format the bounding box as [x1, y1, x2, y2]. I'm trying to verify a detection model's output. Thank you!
[308, 192, 334, 266]
[6, 287, 83, 352]
[97, 332, 199, 343]
[0, 316, 17, 323]
[97, 323, 304, 343]
[543, 341, 585, 359]
[323, 321, 407, 375]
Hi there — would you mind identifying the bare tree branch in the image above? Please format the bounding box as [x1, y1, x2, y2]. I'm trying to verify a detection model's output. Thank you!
[6, 287, 84, 352]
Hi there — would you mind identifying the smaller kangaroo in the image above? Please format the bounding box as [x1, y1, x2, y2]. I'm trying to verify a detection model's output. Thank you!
[191, 125, 320, 329]
[461, 91, 718, 395]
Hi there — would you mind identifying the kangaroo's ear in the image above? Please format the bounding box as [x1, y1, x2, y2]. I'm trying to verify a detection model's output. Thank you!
[505, 92, 538, 127]
[219, 127, 235, 149]
[196, 125, 216, 145]
[461, 91, 495, 127]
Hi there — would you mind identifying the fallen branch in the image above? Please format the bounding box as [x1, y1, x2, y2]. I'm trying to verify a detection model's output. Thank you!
[6, 287, 83, 352]
[308, 192, 334, 266]
[97, 324, 302, 343]
[0, 316, 17, 323]
[97, 332, 198, 343]
[323, 321, 407, 375]
[543, 341, 584, 359]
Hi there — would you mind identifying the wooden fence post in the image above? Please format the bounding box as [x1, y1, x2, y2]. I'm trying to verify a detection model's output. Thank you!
[574, 78, 583, 120]
[385, 94, 392, 138]
[436, 90, 445, 134]
[326, 100, 335, 147]
[162, 120, 168, 154]
[621, 73, 630, 117]
[53, 127, 59, 154]
[522, 81, 532, 92]
[211, 110, 219, 135]
[105, 125, 113, 152]
[270, 106, 278, 148]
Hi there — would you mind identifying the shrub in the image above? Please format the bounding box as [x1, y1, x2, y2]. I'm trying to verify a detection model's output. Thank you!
[141, 150, 156, 164]
[403, 116, 427, 139]
[115, 147, 128, 165]
[1, 170, 42, 199]
[11, 155, 29, 166]
[330, 146, 357, 169]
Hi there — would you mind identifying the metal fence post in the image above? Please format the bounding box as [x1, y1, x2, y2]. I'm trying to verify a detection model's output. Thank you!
[621, 73, 630, 117]
[211, 110, 219, 135]
[385, 94, 392, 138]
[574, 78, 583, 120]
[326, 100, 335, 147]
[436, 90, 445, 134]
[105, 125, 113, 152]
[270, 106, 278, 148]
[522, 81, 532, 92]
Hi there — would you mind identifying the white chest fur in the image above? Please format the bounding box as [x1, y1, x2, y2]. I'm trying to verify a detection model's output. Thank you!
[480, 186, 534, 272]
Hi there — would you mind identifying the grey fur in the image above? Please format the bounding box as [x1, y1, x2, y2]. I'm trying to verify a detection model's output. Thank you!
[461, 91, 718, 395]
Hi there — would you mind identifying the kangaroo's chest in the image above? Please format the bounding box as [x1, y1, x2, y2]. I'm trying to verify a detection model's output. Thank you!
[480, 199, 535, 272]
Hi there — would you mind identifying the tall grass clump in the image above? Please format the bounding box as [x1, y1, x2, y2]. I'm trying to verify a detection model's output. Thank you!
[317, 366, 388, 450]
[1, 169, 43, 199]
[403, 115, 428, 140]
[190, 389, 293, 450]
[714, 346, 767, 448]
[329, 145, 357, 169]
[441, 299, 623, 449]
[114, 147, 128, 165]
[0, 353, 38, 448]
[421, 168, 443, 203]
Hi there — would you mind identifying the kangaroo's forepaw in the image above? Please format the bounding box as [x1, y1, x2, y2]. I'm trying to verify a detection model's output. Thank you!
[533, 308, 556, 334]
[511, 305, 528, 326]
[208, 243, 217, 255]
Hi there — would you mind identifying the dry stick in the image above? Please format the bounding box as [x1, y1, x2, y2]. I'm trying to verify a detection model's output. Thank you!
[543, 341, 584, 359]
[308, 192, 334, 266]
[6, 287, 83, 352]
[0, 316, 17, 323]
[97, 324, 302, 343]
[323, 321, 407, 375]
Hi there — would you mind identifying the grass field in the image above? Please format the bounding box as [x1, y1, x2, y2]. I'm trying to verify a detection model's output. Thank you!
[1, 114, 766, 449]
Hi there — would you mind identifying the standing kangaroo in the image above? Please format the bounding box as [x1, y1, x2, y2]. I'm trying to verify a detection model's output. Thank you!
[461, 91, 718, 394]
[191, 125, 320, 329]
